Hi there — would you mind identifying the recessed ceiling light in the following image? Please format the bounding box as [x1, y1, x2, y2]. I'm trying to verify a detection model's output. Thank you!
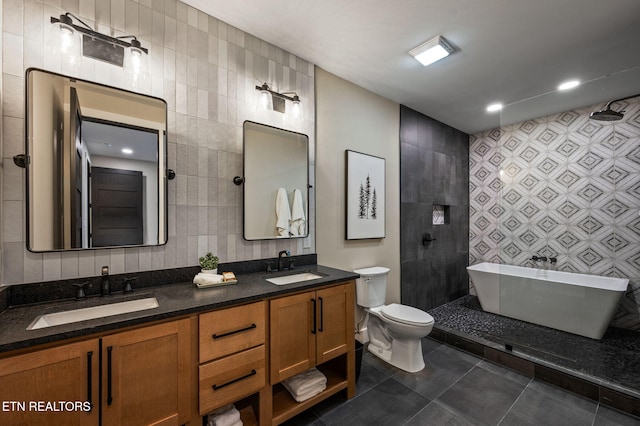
[409, 35, 455, 67]
[122, 148, 133, 154]
[558, 80, 580, 91]
[486, 103, 503, 113]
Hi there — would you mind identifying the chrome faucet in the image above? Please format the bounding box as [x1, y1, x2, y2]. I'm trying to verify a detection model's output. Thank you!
[101, 266, 110, 296]
[277, 250, 290, 272]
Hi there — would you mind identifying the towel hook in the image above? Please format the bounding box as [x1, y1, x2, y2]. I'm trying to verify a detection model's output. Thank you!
[233, 176, 245, 185]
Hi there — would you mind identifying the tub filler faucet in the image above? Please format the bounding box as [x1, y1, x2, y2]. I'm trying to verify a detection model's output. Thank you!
[530, 256, 548, 278]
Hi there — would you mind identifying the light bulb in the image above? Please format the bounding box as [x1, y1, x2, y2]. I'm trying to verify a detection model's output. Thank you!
[124, 41, 148, 87]
[260, 90, 271, 109]
[59, 25, 75, 54]
[291, 99, 302, 118]
[48, 15, 81, 67]
[130, 48, 142, 73]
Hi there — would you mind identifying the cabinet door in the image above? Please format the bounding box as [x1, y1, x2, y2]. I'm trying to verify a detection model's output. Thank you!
[315, 283, 354, 364]
[270, 291, 316, 383]
[0, 339, 100, 426]
[101, 319, 191, 426]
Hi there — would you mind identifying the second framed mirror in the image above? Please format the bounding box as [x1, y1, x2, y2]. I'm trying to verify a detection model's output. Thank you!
[241, 121, 309, 240]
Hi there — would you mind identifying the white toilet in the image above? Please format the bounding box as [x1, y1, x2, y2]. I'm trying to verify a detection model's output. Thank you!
[354, 266, 434, 373]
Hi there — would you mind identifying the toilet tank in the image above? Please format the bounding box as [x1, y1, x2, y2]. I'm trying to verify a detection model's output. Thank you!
[353, 266, 390, 308]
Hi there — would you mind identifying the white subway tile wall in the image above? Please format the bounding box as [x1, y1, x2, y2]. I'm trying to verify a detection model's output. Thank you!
[470, 99, 640, 331]
[1, 0, 315, 284]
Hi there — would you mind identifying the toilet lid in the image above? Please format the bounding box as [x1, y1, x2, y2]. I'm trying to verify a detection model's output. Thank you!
[381, 303, 434, 326]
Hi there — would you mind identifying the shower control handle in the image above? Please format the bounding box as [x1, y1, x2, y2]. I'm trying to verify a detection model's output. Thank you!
[422, 233, 436, 245]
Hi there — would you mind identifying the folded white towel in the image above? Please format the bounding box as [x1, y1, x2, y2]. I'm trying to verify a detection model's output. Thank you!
[282, 381, 326, 402]
[281, 367, 327, 396]
[206, 404, 241, 426]
[289, 189, 306, 236]
[194, 273, 224, 286]
[275, 188, 291, 236]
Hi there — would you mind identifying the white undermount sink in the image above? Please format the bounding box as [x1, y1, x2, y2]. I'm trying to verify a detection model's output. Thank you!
[27, 297, 159, 330]
[266, 272, 324, 285]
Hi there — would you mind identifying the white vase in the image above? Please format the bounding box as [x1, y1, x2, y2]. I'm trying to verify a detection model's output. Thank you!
[201, 268, 218, 274]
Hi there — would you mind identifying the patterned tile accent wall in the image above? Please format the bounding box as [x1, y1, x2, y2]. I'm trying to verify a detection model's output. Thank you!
[470, 98, 640, 331]
[1, 0, 315, 285]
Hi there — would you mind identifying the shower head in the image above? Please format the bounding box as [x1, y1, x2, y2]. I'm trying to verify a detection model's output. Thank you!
[589, 106, 625, 122]
[589, 93, 640, 122]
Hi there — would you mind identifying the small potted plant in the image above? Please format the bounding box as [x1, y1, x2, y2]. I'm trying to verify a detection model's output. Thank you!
[199, 252, 219, 274]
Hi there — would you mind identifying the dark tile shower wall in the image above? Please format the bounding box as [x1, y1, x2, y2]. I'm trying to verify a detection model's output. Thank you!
[399, 105, 470, 311]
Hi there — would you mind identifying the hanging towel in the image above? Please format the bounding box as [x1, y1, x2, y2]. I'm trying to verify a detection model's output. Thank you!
[206, 403, 242, 426]
[289, 189, 306, 236]
[281, 367, 327, 396]
[275, 188, 291, 236]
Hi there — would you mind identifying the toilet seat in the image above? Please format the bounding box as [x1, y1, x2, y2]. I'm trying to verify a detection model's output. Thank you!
[381, 303, 434, 327]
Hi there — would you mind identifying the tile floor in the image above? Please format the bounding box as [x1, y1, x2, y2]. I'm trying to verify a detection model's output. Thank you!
[282, 338, 640, 426]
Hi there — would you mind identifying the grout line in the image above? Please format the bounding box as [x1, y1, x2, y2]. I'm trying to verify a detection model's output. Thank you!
[496, 376, 534, 425]
[591, 404, 600, 426]
[428, 355, 482, 402]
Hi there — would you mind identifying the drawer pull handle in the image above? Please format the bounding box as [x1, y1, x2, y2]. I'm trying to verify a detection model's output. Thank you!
[212, 369, 257, 391]
[86, 351, 93, 412]
[212, 323, 257, 339]
[106, 346, 113, 405]
[311, 298, 317, 334]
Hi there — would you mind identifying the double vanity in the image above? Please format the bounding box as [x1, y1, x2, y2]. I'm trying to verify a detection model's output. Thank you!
[4, 68, 329, 425]
[0, 261, 358, 425]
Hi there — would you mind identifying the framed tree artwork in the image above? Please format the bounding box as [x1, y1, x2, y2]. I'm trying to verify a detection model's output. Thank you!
[345, 150, 385, 239]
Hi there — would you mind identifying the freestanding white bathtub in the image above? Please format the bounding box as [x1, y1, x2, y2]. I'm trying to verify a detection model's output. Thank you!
[466, 262, 629, 339]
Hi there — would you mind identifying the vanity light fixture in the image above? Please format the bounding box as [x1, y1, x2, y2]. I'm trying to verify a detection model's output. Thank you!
[50, 13, 148, 72]
[255, 83, 302, 117]
[409, 35, 455, 67]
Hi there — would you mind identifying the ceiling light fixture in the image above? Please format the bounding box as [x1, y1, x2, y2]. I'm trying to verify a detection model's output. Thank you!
[558, 80, 580, 91]
[50, 13, 148, 72]
[255, 83, 302, 118]
[122, 148, 133, 154]
[409, 35, 455, 67]
[486, 103, 503, 113]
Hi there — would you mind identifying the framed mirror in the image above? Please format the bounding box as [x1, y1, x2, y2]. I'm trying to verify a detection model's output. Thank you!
[25, 68, 168, 252]
[242, 121, 309, 240]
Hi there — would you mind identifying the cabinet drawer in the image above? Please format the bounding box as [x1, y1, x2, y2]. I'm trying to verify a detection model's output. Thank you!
[199, 345, 266, 415]
[199, 301, 266, 362]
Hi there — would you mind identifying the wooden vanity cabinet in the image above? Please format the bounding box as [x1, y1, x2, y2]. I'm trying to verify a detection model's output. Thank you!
[0, 339, 100, 426]
[101, 318, 191, 426]
[270, 282, 354, 383]
[198, 301, 267, 424]
[269, 281, 356, 425]
[0, 318, 191, 426]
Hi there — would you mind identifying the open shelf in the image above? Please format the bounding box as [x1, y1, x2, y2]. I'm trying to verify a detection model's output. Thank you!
[201, 393, 259, 426]
[271, 359, 349, 425]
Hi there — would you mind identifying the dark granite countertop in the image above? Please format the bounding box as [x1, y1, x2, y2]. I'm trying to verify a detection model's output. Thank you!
[0, 264, 359, 354]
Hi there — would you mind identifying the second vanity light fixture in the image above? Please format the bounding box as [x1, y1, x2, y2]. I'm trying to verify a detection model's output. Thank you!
[255, 83, 302, 118]
[50, 13, 148, 76]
